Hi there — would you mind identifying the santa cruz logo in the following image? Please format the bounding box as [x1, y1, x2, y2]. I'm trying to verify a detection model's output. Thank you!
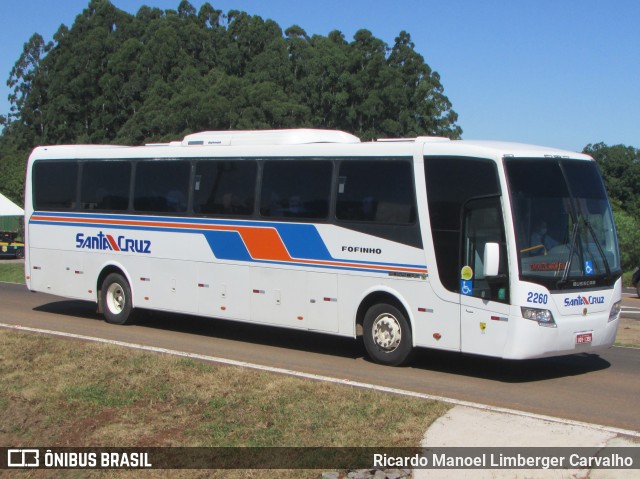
[76, 232, 151, 254]
[564, 295, 605, 307]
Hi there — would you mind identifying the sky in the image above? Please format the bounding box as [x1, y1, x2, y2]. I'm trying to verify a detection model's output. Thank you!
[0, 0, 638, 152]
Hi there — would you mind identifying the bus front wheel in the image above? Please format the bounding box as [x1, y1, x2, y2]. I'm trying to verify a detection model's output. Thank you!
[101, 273, 134, 325]
[363, 303, 413, 366]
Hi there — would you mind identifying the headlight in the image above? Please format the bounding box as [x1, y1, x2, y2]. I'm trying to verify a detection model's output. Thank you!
[521, 307, 557, 328]
[608, 301, 621, 322]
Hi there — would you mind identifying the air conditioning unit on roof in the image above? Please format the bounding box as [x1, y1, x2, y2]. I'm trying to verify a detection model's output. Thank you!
[181, 129, 361, 146]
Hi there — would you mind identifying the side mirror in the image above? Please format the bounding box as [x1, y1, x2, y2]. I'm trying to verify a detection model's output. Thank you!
[484, 242, 500, 277]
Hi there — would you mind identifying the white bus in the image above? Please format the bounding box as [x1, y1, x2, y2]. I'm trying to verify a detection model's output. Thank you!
[24, 129, 622, 365]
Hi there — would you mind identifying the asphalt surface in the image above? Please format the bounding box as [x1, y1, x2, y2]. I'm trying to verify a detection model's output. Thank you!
[1, 280, 638, 433]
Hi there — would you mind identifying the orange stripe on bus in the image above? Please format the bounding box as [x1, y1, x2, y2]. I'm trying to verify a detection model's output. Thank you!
[30, 215, 428, 274]
[239, 227, 291, 261]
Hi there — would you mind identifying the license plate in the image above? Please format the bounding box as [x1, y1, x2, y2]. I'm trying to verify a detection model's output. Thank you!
[576, 333, 592, 344]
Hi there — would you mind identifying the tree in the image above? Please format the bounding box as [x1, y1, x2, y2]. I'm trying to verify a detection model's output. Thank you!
[388, 31, 461, 138]
[584, 143, 640, 271]
[1, 0, 463, 201]
[584, 143, 640, 217]
[0, 140, 27, 205]
[1, 33, 51, 144]
[612, 209, 640, 271]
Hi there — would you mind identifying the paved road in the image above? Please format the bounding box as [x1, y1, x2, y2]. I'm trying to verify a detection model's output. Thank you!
[1, 281, 638, 432]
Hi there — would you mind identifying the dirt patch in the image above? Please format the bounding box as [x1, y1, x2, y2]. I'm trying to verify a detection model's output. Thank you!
[616, 316, 640, 348]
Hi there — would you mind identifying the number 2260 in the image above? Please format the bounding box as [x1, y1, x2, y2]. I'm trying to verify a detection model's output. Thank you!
[527, 292, 548, 304]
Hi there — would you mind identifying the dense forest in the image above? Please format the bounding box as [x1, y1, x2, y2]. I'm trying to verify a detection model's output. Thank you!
[1, 0, 639, 270]
[0, 0, 460, 204]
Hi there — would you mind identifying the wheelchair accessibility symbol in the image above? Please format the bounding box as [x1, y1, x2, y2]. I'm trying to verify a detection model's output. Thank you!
[585, 260, 594, 275]
[460, 280, 473, 296]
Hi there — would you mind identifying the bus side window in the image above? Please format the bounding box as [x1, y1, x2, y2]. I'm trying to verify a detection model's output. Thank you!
[193, 160, 257, 216]
[80, 161, 131, 211]
[260, 160, 332, 220]
[166, 190, 187, 212]
[335, 160, 415, 224]
[133, 160, 190, 213]
[33, 161, 79, 210]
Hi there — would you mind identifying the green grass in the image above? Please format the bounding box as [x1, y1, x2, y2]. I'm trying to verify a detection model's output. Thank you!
[0, 262, 24, 283]
[0, 329, 449, 478]
[64, 383, 142, 407]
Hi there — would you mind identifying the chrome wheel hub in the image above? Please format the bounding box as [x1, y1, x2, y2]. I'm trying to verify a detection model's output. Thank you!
[106, 283, 125, 314]
[372, 313, 402, 351]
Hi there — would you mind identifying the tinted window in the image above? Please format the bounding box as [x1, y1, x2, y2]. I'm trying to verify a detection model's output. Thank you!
[336, 160, 416, 224]
[81, 161, 131, 211]
[33, 161, 78, 210]
[133, 160, 190, 213]
[424, 156, 501, 292]
[194, 160, 256, 216]
[260, 160, 332, 219]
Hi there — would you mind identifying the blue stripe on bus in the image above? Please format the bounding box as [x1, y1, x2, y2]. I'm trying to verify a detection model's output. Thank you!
[29, 212, 427, 272]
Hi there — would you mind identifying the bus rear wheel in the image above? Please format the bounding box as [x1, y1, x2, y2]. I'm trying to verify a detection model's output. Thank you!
[363, 303, 413, 366]
[101, 273, 134, 325]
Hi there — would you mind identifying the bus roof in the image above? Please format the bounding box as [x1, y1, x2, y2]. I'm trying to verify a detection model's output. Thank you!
[28, 129, 591, 161]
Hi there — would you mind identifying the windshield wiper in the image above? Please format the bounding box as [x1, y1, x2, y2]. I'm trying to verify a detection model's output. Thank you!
[558, 222, 579, 287]
[584, 219, 612, 279]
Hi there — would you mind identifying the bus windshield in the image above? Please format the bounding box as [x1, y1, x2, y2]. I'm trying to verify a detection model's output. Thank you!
[505, 158, 621, 291]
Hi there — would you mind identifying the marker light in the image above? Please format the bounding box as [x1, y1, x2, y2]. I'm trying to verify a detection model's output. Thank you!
[521, 307, 557, 328]
[608, 301, 621, 322]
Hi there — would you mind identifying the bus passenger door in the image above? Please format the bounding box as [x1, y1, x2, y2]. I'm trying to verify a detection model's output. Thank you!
[460, 197, 511, 356]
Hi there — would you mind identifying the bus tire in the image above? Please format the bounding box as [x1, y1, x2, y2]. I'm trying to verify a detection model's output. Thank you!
[101, 273, 134, 325]
[363, 303, 413, 366]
